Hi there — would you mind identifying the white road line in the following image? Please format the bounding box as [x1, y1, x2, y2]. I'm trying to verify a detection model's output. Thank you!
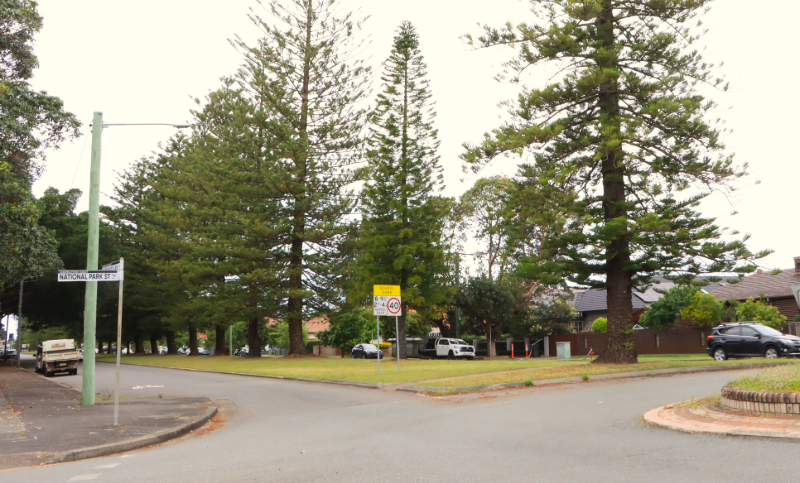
[92, 463, 120, 469]
[67, 475, 99, 481]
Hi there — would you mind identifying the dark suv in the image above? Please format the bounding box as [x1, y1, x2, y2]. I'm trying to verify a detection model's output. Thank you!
[706, 323, 800, 361]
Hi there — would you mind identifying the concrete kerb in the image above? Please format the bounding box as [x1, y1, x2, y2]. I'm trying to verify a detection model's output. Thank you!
[50, 403, 218, 464]
[101, 359, 787, 395]
[643, 403, 800, 441]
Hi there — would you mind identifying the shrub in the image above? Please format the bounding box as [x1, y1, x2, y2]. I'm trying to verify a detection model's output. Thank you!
[591, 317, 607, 333]
[639, 286, 697, 329]
[735, 298, 787, 329]
[681, 293, 724, 327]
[379, 342, 391, 349]
[794, 314, 800, 322]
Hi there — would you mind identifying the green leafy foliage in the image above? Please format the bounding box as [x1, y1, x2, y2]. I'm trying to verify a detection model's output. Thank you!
[734, 298, 787, 329]
[23, 326, 69, 349]
[639, 286, 698, 329]
[592, 318, 608, 333]
[272, 322, 308, 351]
[317, 310, 371, 357]
[460, 0, 769, 363]
[681, 293, 725, 327]
[354, 21, 450, 358]
[794, 315, 800, 323]
[0, 0, 80, 297]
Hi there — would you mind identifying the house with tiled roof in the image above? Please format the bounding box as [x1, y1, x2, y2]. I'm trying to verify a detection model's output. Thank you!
[305, 317, 330, 341]
[712, 257, 800, 327]
[573, 276, 732, 332]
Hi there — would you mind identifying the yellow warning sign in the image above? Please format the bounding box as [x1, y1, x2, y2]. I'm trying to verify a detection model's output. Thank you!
[373, 285, 400, 296]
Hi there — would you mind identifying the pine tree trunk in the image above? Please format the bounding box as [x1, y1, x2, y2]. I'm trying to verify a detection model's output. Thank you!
[215, 325, 226, 356]
[594, 0, 636, 364]
[135, 335, 144, 355]
[188, 326, 198, 356]
[287, 231, 305, 355]
[247, 317, 261, 358]
[166, 330, 177, 355]
[150, 336, 158, 355]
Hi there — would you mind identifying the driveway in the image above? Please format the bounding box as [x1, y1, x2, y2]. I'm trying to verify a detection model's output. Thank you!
[2, 362, 795, 482]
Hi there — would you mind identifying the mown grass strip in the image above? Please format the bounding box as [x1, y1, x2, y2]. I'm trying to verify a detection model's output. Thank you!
[729, 362, 800, 393]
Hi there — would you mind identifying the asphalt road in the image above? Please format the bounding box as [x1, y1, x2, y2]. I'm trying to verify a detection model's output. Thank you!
[2, 362, 797, 482]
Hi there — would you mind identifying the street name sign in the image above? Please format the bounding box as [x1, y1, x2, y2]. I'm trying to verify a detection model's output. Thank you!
[373, 285, 401, 316]
[58, 270, 122, 282]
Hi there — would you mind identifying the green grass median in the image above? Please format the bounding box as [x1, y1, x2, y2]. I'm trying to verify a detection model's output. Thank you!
[729, 362, 800, 393]
[97, 353, 789, 386]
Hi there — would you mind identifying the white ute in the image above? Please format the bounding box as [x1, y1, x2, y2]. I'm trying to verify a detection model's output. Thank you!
[419, 337, 475, 360]
[36, 339, 80, 377]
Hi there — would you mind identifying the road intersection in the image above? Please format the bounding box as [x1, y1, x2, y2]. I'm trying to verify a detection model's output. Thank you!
[3, 363, 798, 482]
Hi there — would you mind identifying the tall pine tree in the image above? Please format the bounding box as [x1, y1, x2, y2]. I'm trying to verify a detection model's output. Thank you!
[229, 0, 371, 355]
[462, 0, 768, 363]
[356, 21, 450, 359]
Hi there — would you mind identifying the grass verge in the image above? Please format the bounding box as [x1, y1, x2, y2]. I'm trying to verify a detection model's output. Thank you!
[419, 358, 791, 388]
[98, 353, 789, 386]
[729, 362, 800, 393]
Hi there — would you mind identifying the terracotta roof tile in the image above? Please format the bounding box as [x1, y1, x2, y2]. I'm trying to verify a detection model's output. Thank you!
[713, 269, 800, 301]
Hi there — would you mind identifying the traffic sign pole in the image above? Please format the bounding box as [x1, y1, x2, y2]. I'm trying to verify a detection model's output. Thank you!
[82, 111, 102, 407]
[376, 316, 380, 375]
[395, 316, 400, 373]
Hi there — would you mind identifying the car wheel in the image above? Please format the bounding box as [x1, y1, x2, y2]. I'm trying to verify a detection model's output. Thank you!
[448, 351, 455, 360]
[764, 347, 779, 359]
[713, 347, 727, 361]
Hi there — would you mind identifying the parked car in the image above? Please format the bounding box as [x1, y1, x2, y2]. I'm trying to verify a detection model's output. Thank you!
[706, 323, 800, 361]
[418, 337, 475, 360]
[197, 347, 210, 355]
[351, 344, 384, 359]
[177, 347, 190, 355]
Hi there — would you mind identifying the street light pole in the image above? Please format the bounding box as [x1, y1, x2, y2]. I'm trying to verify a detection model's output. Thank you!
[82, 112, 102, 406]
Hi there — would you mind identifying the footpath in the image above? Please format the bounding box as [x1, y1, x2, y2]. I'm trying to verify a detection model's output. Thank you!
[0, 363, 217, 471]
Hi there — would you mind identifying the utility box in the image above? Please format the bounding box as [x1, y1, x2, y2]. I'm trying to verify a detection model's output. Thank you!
[556, 341, 571, 360]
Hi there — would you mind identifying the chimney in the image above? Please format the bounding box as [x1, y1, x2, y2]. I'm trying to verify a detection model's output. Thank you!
[795, 256, 800, 273]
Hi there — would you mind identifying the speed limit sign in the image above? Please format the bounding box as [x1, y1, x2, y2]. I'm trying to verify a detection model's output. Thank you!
[387, 297, 401, 316]
[373, 285, 401, 316]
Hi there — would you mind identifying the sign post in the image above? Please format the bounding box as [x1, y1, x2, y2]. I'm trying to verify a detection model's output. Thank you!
[373, 285, 401, 374]
[104, 259, 124, 427]
[58, 258, 124, 422]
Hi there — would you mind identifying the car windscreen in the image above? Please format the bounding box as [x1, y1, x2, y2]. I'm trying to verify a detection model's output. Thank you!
[362, 344, 378, 350]
[754, 326, 783, 337]
[454, 340, 468, 345]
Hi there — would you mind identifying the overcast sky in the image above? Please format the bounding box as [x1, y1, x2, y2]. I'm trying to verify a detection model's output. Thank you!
[26, 0, 800, 279]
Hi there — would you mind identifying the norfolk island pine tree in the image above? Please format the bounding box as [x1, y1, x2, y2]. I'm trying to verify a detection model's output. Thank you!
[461, 0, 769, 363]
[354, 21, 451, 359]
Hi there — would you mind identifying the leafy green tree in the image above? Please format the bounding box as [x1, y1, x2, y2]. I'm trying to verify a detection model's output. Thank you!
[0, 1, 79, 297]
[378, 309, 430, 340]
[318, 310, 371, 357]
[681, 293, 724, 327]
[639, 286, 698, 330]
[23, 189, 117, 344]
[457, 276, 529, 357]
[592, 317, 608, 333]
[794, 315, 800, 323]
[355, 21, 450, 359]
[461, 0, 768, 363]
[734, 298, 787, 329]
[459, 176, 513, 279]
